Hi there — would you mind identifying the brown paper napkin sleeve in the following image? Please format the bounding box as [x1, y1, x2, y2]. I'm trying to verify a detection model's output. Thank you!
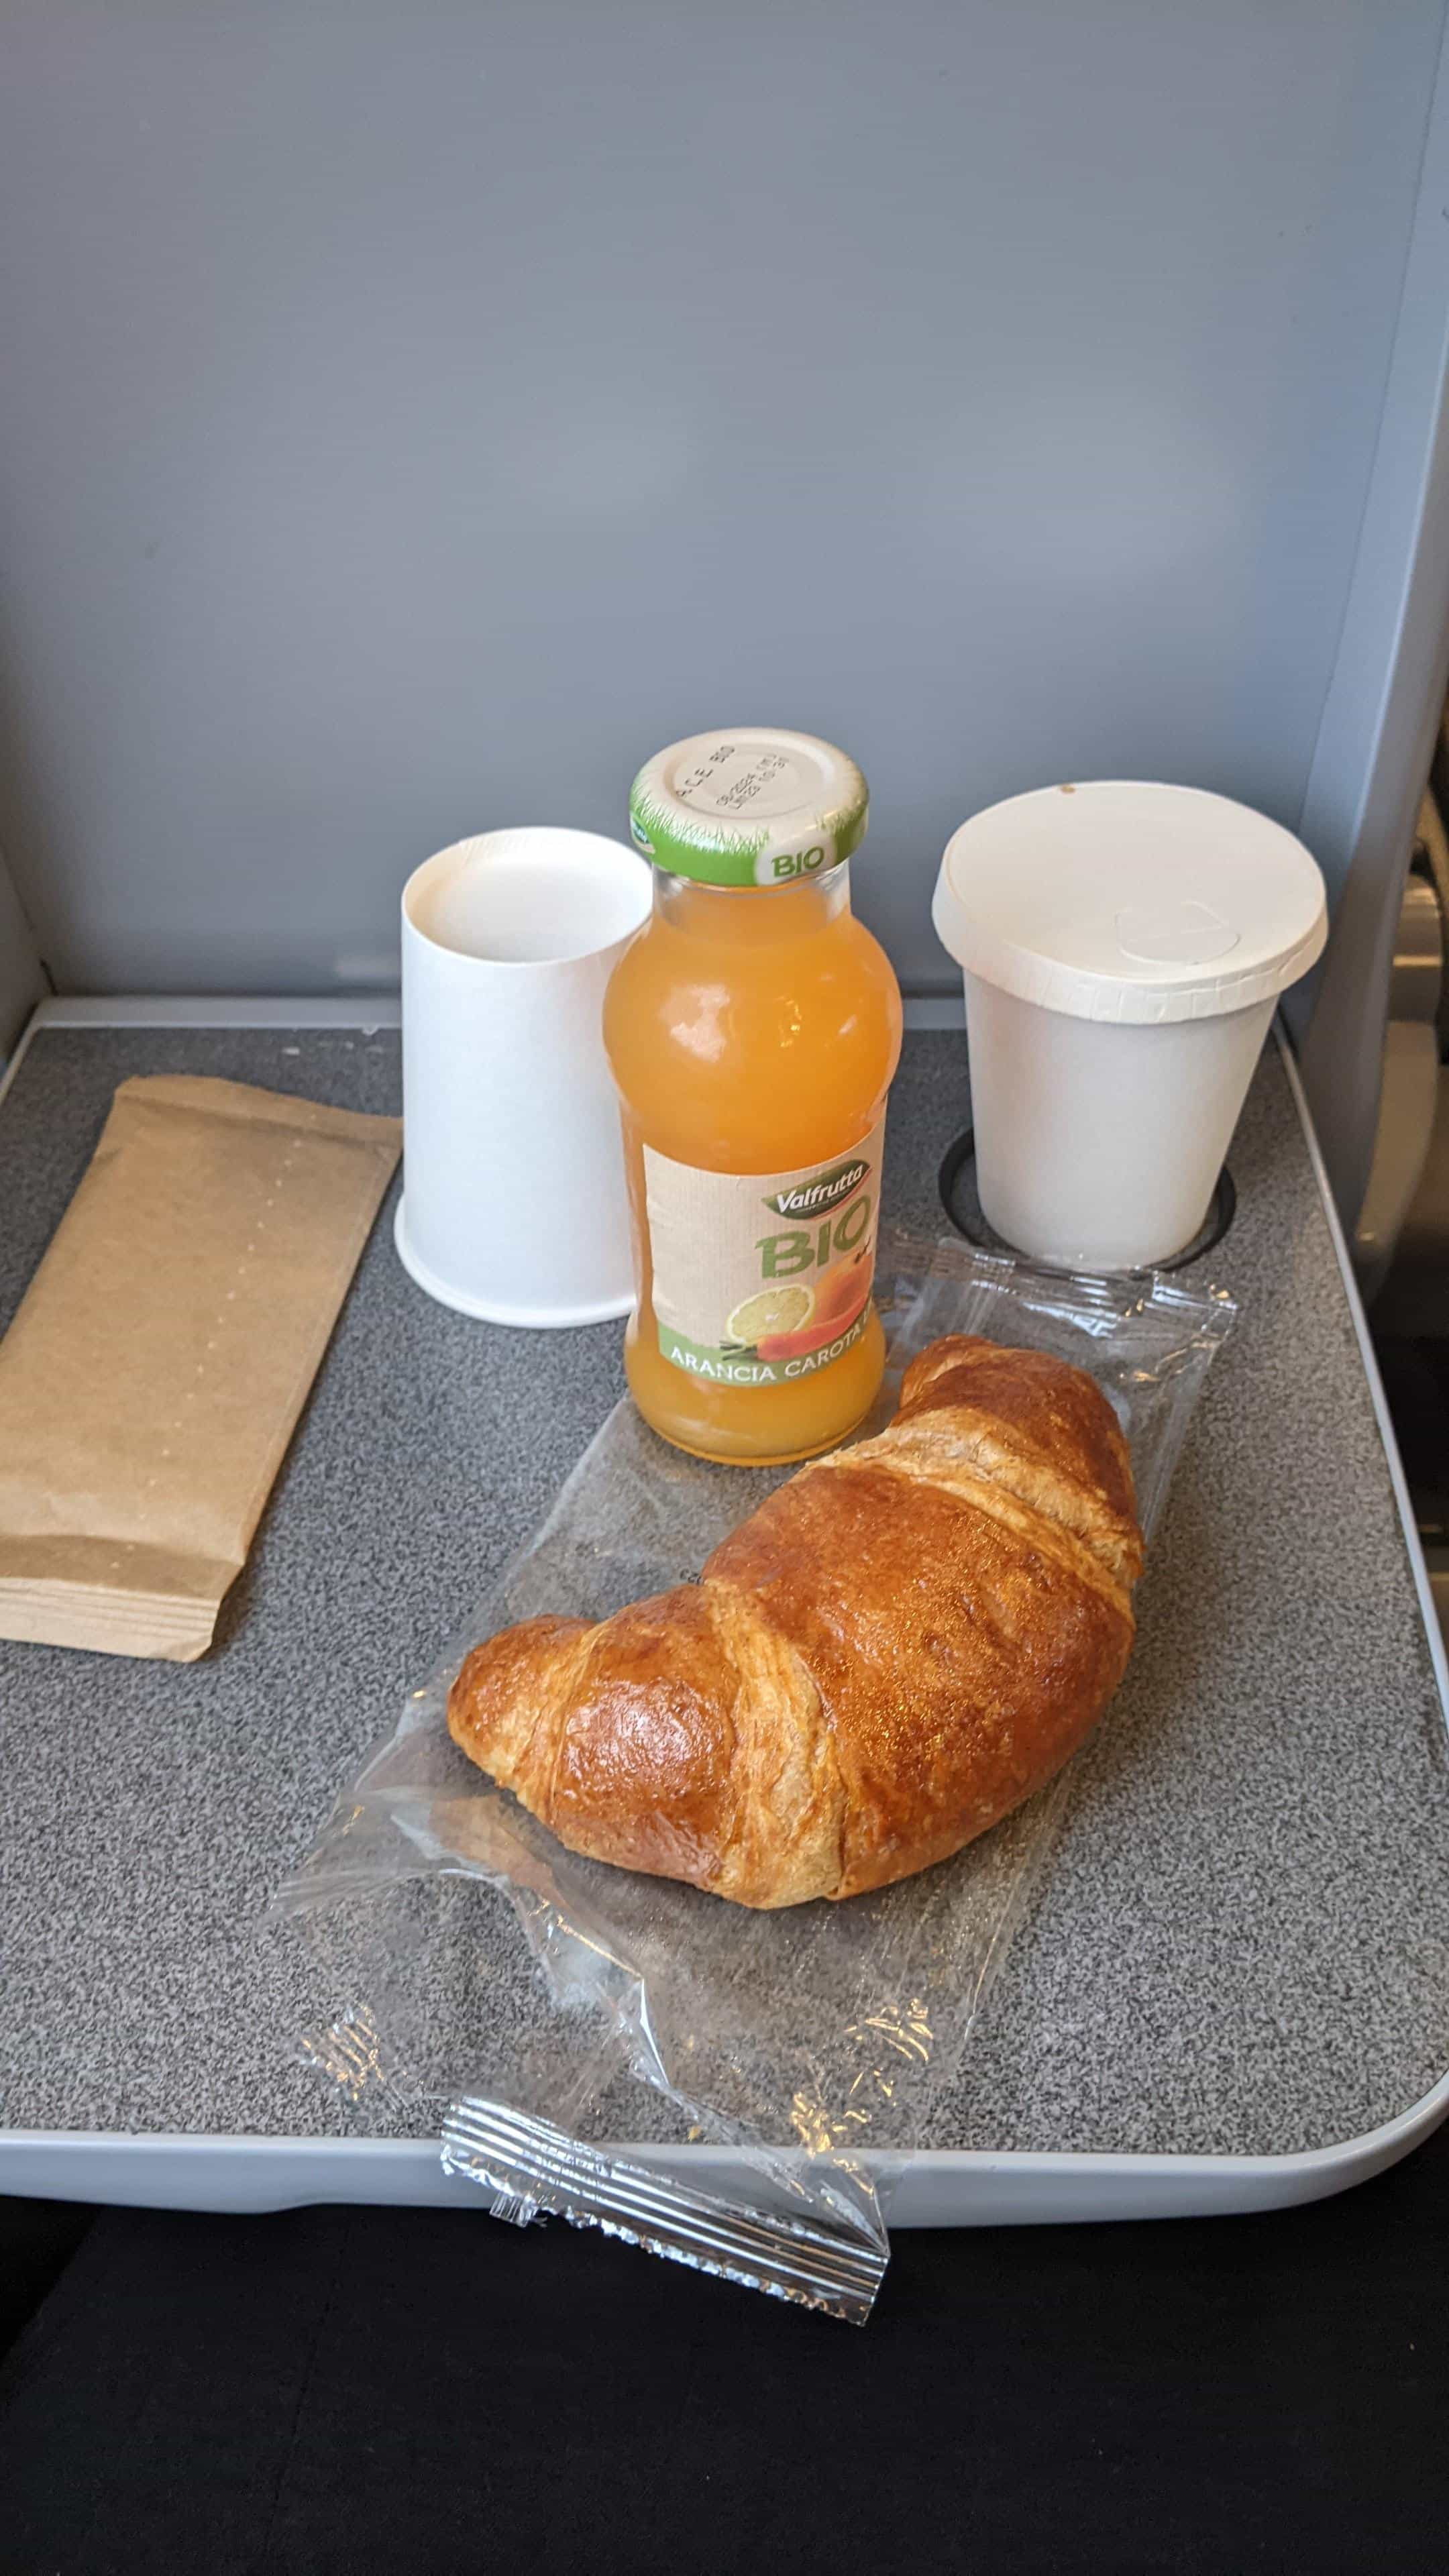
[0, 1074, 402, 1660]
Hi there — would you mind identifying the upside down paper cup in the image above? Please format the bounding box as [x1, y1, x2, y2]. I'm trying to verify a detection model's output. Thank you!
[932, 782, 1328, 1273]
[397, 827, 652, 1325]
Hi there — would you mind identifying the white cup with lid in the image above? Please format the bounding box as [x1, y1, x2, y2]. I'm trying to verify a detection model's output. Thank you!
[397, 826, 652, 1324]
[932, 782, 1328, 1272]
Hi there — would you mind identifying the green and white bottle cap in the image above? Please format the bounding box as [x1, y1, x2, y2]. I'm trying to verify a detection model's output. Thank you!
[629, 728, 869, 889]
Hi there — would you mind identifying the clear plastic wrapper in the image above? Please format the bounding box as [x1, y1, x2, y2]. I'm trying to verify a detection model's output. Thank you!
[278, 1234, 1235, 2318]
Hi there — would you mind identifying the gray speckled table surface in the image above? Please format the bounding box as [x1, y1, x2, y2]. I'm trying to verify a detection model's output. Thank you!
[1, 1019, 1447, 2169]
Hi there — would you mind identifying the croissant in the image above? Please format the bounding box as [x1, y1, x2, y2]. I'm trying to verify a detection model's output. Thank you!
[447, 1336, 1143, 1909]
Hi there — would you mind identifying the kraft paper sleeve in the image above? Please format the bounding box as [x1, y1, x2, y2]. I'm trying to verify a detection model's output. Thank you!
[0, 1074, 402, 1660]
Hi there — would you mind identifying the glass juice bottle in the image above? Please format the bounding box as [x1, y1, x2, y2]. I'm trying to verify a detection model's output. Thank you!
[604, 729, 903, 1465]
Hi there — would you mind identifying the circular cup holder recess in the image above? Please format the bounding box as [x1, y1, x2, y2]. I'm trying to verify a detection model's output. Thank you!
[937, 1130, 1236, 1278]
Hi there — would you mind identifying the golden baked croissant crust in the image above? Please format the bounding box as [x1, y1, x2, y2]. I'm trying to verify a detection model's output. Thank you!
[447, 1336, 1143, 1909]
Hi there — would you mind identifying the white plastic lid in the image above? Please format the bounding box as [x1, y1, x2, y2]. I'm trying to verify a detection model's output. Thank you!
[932, 780, 1328, 1026]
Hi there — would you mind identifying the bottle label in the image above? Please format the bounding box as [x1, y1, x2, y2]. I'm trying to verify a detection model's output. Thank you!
[641, 1123, 885, 1387]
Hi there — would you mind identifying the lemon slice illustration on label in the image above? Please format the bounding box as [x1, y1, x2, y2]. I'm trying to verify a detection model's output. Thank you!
[725, 1283, 815, 1348]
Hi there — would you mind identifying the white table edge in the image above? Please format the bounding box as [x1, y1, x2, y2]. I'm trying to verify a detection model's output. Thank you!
[5, 2065, 1448, 2225]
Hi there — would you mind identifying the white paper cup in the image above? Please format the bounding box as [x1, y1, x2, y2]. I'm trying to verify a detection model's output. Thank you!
[396, 827, 652, 1325]
[963, 974, 1275, 1270]
[933, 782, 1328, 1272]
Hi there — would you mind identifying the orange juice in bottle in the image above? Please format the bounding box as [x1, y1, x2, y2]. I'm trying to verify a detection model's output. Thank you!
[604, 729, 902, 1465]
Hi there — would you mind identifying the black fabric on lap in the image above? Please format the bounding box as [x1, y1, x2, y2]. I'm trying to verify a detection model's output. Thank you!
[1, 2123, 1446, 2575]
